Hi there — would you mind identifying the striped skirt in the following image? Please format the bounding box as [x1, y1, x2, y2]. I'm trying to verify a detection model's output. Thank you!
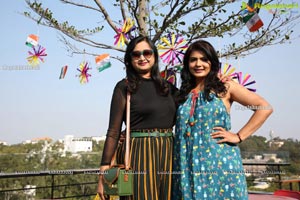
[116, 134, 173, 200]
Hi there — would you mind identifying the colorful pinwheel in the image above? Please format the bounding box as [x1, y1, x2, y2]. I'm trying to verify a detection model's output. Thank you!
[27, 45, 47, 66]
[114, 18, 136, 47]
[95, 54, 111, 72]
[160, 68, 177, 85]
[77, 61, 91, 84]
[158, 33, 188, 66]
[234, 72, 256, 92]
[219, 63, 237, 78]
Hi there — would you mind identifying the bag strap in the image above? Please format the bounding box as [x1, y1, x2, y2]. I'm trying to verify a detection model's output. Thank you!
[125, 91, 131, 170]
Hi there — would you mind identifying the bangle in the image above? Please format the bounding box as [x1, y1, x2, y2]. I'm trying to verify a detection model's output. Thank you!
[237, 133, 243, 143]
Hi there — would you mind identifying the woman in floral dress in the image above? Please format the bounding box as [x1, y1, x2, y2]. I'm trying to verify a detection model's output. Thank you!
[172, 40, 273, 200]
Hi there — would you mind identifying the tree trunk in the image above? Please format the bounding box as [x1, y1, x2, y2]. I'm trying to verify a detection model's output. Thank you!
[137, 0, 148, 36]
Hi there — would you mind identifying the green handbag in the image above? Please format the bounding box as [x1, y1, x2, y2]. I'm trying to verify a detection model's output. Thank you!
[103, 92, 133, 196]
[103, 167, 133, 196]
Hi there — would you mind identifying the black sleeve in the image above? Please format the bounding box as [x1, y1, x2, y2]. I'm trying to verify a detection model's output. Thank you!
[169, 82, 180, 108]
[100, 82, 126, 165]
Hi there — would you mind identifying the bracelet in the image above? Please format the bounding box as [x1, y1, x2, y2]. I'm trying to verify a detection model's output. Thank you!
[237, 133, 243, 143]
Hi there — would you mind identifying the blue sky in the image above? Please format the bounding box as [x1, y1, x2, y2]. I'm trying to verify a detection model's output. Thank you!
[1, 0, 300, 144]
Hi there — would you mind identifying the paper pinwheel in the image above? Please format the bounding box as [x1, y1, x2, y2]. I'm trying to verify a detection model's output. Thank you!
[161, 68, 177, 85]
[59, 65, 68, 79]
[114, 18, 136, 47]
[77, 61, 91, 84]
[234, 72, 256, 92]
[219, 63, 237, 78]
[95, 54, 111, 72]
[158, 33, 188, 66]
[27, 45, 47, 66]
[26, 34, 39, 48]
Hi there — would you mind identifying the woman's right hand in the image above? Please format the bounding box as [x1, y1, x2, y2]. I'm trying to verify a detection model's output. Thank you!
[97, 165, 110, 200]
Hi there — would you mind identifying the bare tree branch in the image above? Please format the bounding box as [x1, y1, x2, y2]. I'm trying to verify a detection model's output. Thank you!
[137, 0, 148, 35]
[93, 0, 119, 33]
[120, 0, 127, 20]
[152, 0, 189, 43]
[60, 0, 100, 12]
[23, 0, 300, 63]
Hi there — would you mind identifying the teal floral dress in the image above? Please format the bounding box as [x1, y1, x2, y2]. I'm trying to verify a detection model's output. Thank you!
[172, 90, 248, 200]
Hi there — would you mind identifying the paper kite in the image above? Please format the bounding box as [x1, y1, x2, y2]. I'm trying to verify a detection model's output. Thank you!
[234, 72, 256, 92]
[26, 34, 39, 47]
[158, 33, 188, 66]
[77, 61, 91, 84]
[95, 54, 111, 72]
[240, 0, 264, 32]
[243, 12, 264, 32]
[27, 44, 47, 66]
[59, 65, 68, 79]
[247, 0, 263, 13]
[114, 18, 136, 47]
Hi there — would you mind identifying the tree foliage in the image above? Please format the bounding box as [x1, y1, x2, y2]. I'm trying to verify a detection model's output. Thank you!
[0, 141, 103, 199]
[23, 0, 300, 63]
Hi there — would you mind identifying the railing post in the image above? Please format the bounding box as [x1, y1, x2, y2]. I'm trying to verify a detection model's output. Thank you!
[277, 164, 282, 189]
[51, 174, 54, 199]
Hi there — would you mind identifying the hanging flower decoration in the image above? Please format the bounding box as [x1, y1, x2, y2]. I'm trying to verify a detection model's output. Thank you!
[158, 33, 188, 66]
[77, 61, 92, 84]
[27, 44, 47, 66]
[234, 72, 257, 92]
[114, 18, 136, 47]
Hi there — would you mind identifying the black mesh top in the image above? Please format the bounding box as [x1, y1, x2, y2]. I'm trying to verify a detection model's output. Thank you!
[100, 78, 178, 165]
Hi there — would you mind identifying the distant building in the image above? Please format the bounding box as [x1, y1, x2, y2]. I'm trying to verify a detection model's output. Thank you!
[91, 136, 106, 142]
[253, 181, 270, 189]
[22, 137, 52, 144]
[0, 141, 8, 145]
[64, 135, 92, 153]
[24, 185, 36, 197]
[242, 153, 283, 176]
[268, 140, 285, 148]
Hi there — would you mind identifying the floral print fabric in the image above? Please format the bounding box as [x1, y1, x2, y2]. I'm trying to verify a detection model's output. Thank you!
[172, 91, 248, 200]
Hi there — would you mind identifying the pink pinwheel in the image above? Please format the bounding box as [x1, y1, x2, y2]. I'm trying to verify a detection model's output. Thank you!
[219, 63, 237, 78]
[158, 33, 188, 66]
[235, 72, 256, 92]
[27, 45, 47, 66]
[77, 61, 92, 84]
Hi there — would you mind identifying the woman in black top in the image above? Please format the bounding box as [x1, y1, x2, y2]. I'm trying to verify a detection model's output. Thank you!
[97, 35, 177, 200]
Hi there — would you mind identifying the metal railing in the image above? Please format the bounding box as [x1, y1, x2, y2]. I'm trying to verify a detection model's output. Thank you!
[0, 163, 291, 199]
[0, 169, 100, 199]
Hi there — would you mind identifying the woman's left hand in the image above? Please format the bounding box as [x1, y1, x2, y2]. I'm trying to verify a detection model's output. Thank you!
[211, 127, 240, 144]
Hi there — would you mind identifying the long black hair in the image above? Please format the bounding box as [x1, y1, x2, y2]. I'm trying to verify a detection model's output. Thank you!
[124, 35, 169, 95]
[177, 40, 227, 104]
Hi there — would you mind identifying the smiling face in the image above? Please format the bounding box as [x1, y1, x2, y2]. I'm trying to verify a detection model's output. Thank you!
[188, 50, 211, 81]
[130, 41, 155, 78]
